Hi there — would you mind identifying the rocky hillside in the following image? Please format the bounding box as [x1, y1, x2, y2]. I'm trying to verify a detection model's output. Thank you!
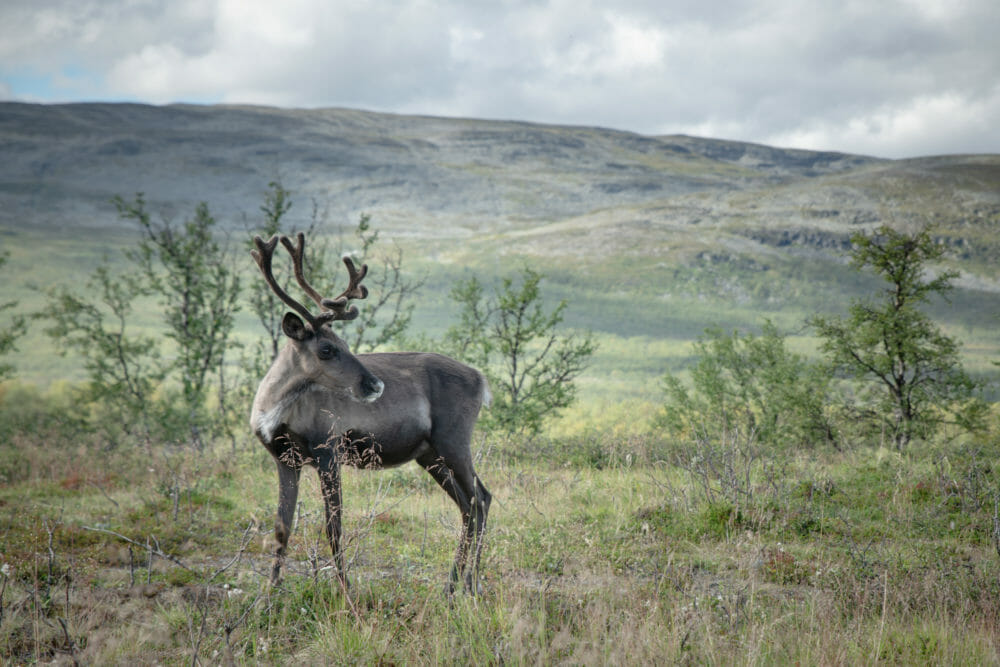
[0, 103, 864, 227]
[3, 103, 997, 276]
[2, 103, 999, 291]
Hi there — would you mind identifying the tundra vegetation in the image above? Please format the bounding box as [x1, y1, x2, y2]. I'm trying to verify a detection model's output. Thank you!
[0, 188, 998, 665]
[0, 252, 23, 381]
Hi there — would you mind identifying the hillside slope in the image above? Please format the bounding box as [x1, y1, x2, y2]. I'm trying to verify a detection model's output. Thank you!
[1, 102, 998, 389]
[2, 102, 997, 269]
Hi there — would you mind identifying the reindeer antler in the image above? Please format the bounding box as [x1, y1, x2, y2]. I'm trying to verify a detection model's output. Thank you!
[279, 233, 368, 323]
[252, 235, 328, 328]
[252, 233, 369, 329]
[279, 233, 327, 309]
[323, 256, 369, 322]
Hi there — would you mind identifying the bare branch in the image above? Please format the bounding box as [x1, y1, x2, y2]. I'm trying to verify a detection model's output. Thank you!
[83, 526, 195, 573]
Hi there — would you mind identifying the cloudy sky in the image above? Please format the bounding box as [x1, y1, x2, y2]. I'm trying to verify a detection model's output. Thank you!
[2, 0, 998, 158]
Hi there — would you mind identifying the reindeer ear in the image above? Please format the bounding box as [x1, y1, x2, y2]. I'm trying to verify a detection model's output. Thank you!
[282, 312, 311, 341]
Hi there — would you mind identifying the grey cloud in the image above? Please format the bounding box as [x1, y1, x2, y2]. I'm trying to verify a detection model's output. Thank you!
[2, 0, 998, 157]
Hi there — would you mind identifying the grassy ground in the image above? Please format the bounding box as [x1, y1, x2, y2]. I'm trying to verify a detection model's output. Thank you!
[2, 401, 999, 664]
[3, 214, 999, 663]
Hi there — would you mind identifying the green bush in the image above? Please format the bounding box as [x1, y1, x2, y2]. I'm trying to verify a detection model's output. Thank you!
[658, 320, 839, 451]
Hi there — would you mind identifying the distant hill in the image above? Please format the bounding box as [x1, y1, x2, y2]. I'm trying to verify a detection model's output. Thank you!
[2, 102, 997, 272]
[1, 102, 998, 390]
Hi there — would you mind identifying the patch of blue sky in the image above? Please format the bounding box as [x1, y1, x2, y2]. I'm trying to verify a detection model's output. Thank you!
[2, 64, 106, 102]
[1, 64, 220, 105]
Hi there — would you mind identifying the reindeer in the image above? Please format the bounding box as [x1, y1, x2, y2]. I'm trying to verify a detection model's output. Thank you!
[249, 234, 492, 594]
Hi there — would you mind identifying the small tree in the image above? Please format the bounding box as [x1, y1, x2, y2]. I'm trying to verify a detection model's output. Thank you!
[113, 194, 242, 446]
[0, 251, 24, 380]
[446, 268, 596, 438]
[658, 321, 837, 450]
[43, 265, 166, 444]
[246, 181, 295, 368]
[336, 213, 423, 353]
[811, 224, 983, 449]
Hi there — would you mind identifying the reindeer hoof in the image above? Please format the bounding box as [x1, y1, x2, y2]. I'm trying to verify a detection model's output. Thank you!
[269, 562, 284, 587]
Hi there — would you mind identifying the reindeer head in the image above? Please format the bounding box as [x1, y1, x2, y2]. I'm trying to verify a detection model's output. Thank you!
[252, 233, 384, 403]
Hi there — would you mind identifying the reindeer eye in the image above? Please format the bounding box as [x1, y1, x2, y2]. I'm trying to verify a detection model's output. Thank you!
[317, 344, 338, 360]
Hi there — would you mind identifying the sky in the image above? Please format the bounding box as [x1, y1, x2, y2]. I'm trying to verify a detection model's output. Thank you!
[2, 0, 998, 159]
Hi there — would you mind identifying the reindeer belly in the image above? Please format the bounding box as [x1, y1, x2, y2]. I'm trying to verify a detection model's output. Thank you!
[335, 420, 431, 468]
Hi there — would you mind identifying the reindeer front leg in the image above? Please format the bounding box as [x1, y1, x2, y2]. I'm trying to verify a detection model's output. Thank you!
[316, 447, 348, 588]
[271, 459, 301, 585]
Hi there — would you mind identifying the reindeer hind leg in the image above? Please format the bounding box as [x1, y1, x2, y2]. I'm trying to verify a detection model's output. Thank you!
[417, 451, 474, 594]
[465, 475, 491, 593]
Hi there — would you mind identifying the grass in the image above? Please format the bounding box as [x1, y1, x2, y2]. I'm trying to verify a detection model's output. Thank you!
[2, 399, 999, 664]
[2, 198, 999, 661]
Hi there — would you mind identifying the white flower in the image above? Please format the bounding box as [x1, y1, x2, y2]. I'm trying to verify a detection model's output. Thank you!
[0, 563, 10, 577]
